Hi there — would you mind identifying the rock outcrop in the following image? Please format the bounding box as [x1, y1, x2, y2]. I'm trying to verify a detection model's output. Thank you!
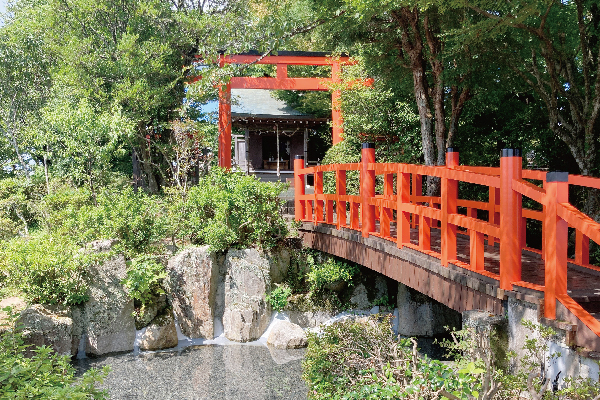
[166, 246, 221, 339]
[223, 249, 271, 342]
[74, 251, 136, 356]
[17, 304, 75, 357]
[267, 320, 307, 349]
[139, 309, 178, 351]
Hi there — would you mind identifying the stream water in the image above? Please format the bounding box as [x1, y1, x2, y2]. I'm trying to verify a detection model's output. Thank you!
[74, 345, 306, 400]
[74, 312, 307, 400]
[73, 308, 445, 400]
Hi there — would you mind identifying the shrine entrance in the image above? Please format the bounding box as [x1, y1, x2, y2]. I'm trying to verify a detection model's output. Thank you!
[214, 51, 359, 169]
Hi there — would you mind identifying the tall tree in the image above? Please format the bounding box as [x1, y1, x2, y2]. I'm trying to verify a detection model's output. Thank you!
[0, 2, 52, 175]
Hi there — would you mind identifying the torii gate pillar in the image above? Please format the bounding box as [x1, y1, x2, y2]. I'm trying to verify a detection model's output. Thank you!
[331, 60, 343, 145]
[218, 81, 232, 170]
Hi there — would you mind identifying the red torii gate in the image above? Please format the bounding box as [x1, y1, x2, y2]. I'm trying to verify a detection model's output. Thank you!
[216, 51, 358, 169]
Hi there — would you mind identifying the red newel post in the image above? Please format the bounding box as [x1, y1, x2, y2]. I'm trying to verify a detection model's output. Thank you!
[361, 143, 376, 238]
[499, 149, 523, 290]
[441, 148, 459, 266]
[294, 155, 305, 221]
[544, 171, 569, 319]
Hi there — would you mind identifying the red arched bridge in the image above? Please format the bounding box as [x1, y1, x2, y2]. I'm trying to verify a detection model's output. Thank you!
[294, 144, 600, 352]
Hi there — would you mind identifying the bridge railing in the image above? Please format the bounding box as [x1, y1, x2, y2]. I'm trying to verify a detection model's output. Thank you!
[293, 145, 600, 338]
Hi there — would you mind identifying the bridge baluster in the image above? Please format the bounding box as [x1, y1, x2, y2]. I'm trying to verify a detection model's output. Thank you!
[575, 230, 590, 265]
[468, 207, 484, 271]
[499, 149, 523, 290]
[397, 167, 411, 248]
[544, 171, 569, 319]
[361, 143, 376, 238]
[488, 187, 500, 249]
[441, 148, 459, 266]
[412, 174, 422, 229]
[336, 169, 346, 229]
[315, 171, 324, 224]
[294, 155, 305, 221]
[380, 173, 394, 238]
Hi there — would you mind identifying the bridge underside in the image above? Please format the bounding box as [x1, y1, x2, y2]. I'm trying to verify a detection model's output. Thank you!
[299, 222, 600, 353]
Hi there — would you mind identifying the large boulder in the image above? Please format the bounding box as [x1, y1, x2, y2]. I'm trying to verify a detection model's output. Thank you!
[267, 320, 307, 349]
[223, 249, 271, 342]
[139, 308, 178, 351]
[17, 304, 75, 357]
[166, 246, 221, 339]
[73, 250, 136, 356]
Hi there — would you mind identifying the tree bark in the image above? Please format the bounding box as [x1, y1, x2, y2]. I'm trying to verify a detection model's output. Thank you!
[137, 128, 160, 194]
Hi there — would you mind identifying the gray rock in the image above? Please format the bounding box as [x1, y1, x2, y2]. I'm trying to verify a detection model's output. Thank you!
[135, 294, 167, 330]
[267, 320, 307, 349]
[349, 283, 370, 309]
[397, 283, 461, 337]
[287, 310, 337, 328]
[166, 246, 221, 339]
[86, 239, 119, 253]
[17, 304, 75, 357]
[139, 309, 178, 351]
[267, 247, 291, 284]
[223, 249, 271, 342]
[74, 252, 136, 356]
[268, 346, 305, 365]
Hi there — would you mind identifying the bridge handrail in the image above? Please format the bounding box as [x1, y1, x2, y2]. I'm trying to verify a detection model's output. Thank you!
[293, 147, 600, 340]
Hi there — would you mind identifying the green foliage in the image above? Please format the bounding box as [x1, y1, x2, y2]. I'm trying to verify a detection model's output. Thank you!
[0, 307, 109, 399]
[306, 251, 359, 292]
[121, 256, 167, 306]
[0, 234, 89, 306]
[170, 168, 289, 251]
[303, 315, 477, 400]
[266, 284, 292, 312]
[40, 185, 166, 256]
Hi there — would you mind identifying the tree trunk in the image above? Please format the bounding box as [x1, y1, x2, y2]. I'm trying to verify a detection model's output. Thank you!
[137, 129, 160, 194]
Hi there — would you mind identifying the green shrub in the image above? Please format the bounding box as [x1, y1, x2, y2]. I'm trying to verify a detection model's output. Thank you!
[266, 284, 292, 312]
[0, 307, 109, 399]
[94, 188, 166, 255]
[306, 251, 359, 292]
[173, 168, 288, 251]
[0, 234, 89, 306]
[121, 256, 167, 305]
[302, 315, 475, 400]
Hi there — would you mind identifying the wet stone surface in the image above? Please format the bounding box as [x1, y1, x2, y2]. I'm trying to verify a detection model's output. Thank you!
[74, 345, 307, 400]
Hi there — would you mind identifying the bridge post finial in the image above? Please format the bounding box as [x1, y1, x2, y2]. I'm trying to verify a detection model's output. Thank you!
[499, 149, 523, 291]
[361, 143, 376, 238]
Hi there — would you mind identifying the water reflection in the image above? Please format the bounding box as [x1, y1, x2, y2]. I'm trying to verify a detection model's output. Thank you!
[74, 345, 306, 400]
